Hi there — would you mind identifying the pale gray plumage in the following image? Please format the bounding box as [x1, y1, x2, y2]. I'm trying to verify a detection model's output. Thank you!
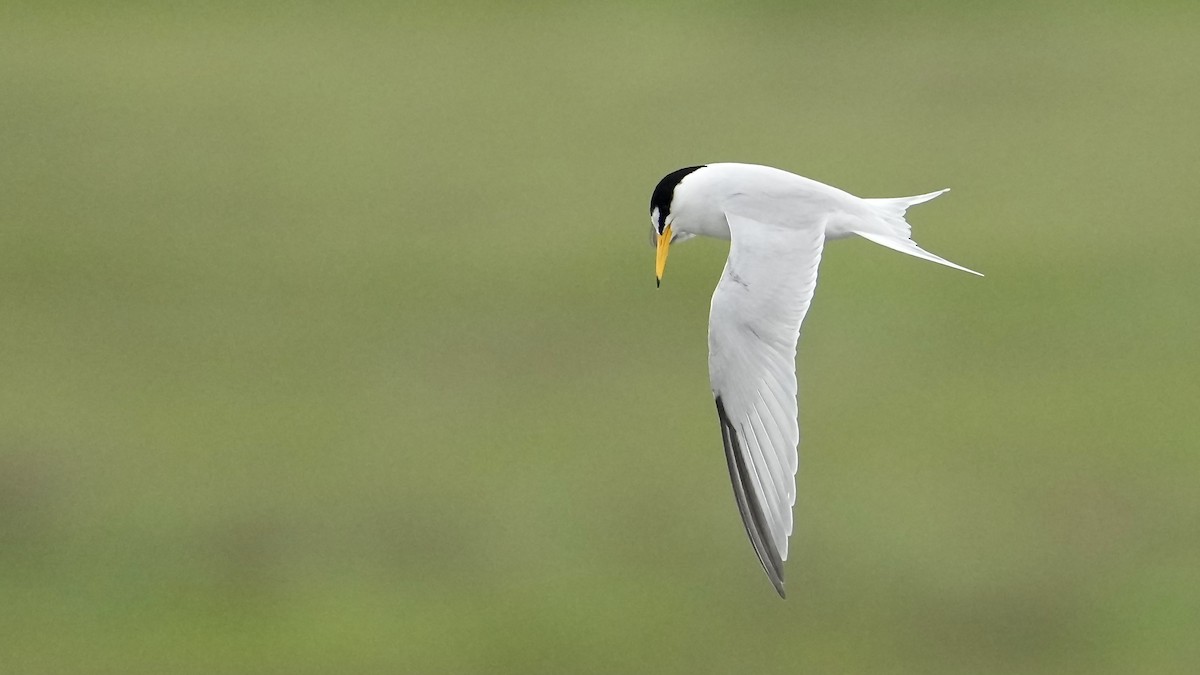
[650, 163, 980, 597]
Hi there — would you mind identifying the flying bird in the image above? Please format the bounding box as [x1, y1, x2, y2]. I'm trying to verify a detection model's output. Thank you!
[650, 163, 981, 597]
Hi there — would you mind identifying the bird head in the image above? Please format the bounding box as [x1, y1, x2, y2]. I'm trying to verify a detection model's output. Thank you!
[649, 165, 704, 286]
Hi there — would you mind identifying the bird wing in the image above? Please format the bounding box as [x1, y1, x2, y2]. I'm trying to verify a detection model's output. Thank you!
[708, 212, 826, 597]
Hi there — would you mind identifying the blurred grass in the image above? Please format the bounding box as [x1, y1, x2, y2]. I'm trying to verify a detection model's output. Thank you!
[1, 1, 1198, 673]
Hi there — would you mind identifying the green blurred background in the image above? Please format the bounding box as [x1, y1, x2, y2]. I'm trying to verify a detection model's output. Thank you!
[2, 1, 1197, 672]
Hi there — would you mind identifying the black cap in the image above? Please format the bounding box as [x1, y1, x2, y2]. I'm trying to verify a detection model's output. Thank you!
[650, 166, 704, 233]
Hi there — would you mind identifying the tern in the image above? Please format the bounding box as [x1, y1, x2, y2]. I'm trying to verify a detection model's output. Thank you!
[650, 163, 980, 597]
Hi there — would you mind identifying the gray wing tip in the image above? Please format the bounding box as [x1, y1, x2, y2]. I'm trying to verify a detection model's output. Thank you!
[715, 395, 787, 599]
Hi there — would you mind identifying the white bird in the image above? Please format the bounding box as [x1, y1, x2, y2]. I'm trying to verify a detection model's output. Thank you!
[649, 163, 981, 598]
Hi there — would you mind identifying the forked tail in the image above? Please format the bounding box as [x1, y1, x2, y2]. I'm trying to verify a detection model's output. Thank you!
[857, 189, 983, 276]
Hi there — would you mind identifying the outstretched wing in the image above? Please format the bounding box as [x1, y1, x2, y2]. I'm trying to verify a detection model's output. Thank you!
[708, 213, 826, 597]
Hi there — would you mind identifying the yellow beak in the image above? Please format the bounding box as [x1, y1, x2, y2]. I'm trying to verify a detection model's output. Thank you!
[655, 224, 672, 288]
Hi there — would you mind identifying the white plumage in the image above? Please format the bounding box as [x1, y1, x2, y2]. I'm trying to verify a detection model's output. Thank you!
[649, 163, 980, 597]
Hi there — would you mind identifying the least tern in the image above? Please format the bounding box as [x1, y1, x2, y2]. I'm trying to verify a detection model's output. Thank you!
[650, 163, 980, 597]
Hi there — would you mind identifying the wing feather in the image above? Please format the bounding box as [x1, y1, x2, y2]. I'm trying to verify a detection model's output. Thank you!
[708, 212, 825, 597]
[742, 413, 788, 540]
[716, 396, 786, 596]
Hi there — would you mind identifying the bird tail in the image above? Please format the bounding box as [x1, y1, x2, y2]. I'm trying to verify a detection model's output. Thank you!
[856, 189, 983, 277]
